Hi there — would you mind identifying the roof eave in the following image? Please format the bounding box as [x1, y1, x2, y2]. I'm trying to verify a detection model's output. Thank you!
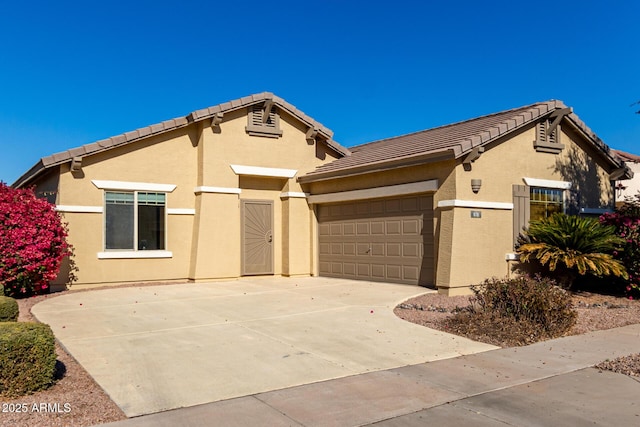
[12, 160, 47, 189]
[14, 92, 348, 187]
[298, 149, 456, 184]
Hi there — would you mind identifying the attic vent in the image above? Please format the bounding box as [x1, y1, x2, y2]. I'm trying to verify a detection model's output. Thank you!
[246, 103, 283, 138]
[534, 120, 564, 154]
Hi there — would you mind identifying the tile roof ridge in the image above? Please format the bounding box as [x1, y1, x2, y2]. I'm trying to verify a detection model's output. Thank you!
[350, 100, 562, 151]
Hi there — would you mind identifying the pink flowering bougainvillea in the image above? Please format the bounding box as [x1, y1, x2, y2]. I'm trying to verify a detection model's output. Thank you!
[0, 183, 73, 297]
[600, 193, 640, 299]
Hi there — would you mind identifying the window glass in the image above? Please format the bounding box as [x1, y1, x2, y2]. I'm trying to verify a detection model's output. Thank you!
[530, 188, 564, 221]
[104, 191, 166, 251]
[105, 192, 134, 249]
[137, 192, 165, 250]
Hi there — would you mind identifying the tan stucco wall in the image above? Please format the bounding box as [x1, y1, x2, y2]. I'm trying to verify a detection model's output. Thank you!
[440, 124, 616, 294]
[44, 107, 340, 287]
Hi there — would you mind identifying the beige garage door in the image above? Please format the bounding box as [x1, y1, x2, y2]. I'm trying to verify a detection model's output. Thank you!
[318, 195, 434, 286]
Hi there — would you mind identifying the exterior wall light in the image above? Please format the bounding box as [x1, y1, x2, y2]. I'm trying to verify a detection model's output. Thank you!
[471, 179, 482, 193]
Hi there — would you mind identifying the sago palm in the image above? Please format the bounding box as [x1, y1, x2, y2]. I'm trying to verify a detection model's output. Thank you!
[517, 214, 628, 284]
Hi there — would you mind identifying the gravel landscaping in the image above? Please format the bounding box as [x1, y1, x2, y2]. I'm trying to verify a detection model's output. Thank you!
[1, 284, 639, 427]
[395, 290, 640, 377]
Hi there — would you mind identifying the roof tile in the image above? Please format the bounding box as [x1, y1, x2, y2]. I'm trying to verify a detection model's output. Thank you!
[301, 101, 563, 180]
[13, 92, 348, 188]
[124, 131, 139, 141]
[111, 135, 126, 145]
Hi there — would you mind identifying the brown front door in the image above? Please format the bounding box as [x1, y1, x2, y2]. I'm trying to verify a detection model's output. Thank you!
[241, 200, 274, 275]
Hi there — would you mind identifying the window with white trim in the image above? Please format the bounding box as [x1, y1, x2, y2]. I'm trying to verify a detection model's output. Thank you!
[105, 191, 166, 250]
[530, 187, 564, 221]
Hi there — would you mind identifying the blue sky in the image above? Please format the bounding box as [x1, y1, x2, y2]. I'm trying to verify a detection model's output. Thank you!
[1, 0, 639, 184]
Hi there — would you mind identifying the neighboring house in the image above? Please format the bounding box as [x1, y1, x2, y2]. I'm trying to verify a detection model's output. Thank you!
[14, 93, 632, 295]
[612, 149, 640, 206]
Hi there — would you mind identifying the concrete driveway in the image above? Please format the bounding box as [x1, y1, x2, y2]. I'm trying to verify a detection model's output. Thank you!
[32, 277, 496, 417]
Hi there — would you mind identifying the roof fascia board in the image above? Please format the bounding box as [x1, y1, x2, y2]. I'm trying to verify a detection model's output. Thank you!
[299, 149, 455, 183]
[562, 115, 628, 172]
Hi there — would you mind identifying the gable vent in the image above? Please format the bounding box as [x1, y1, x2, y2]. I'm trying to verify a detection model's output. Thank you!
[246, 104, 283, 138]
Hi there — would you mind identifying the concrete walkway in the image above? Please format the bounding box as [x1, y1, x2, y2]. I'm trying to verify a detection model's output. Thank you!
[32, 277, 495, 417]
[101, 323, 640, 426]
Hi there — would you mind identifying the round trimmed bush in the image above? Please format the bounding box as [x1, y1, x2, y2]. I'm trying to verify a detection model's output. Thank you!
[0, 322, 57, 396]
[0, 296, 18, 322]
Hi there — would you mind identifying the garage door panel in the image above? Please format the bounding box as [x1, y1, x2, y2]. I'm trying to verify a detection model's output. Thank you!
[371, 221, 385, 234]
[371, 243, 385, 256]
[343, 223, 356, 235]
[356, 223, 369, 235]
[386, 265, 402, 280]
[387, 243, 402, 257]
[357, 264, 370, 276]
[402, 243, 419, 258]
[403, 266, 419, 281]
[319, 224, 330, 236]
[402, 197, 418, 211]
[371, 201, 384, 214]
[402, 219, 420, 235]
[371, 264, 385, 278]
[343, 243, 356, 255]
[318, 195, 434, 286]
[386, 220, 401, 235]
[343, 263, 356, 276]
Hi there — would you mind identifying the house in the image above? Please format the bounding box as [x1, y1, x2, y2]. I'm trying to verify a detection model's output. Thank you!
[612, 149, 640, 206]
[14, 93, 632, 295]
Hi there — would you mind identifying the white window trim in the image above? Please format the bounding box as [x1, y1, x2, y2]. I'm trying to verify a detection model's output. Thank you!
[230, 164, 297, 178]
[55, 205, 103, 213]
[523, 177, 572, 190]
[103, 190, 168, 253]
[194, 186, 242, 195]
[98, 250, 173, 259]
[92, 180, 176, 192]
[167, 208, 196, 215]
[437, 200, 514, 210]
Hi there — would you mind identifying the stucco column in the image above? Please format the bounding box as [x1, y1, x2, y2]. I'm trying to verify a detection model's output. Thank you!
[281, 195, 312, 277]
[189, 192, 241, 281]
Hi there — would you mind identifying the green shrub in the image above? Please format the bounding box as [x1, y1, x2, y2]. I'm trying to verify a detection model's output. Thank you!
[445, 276, 577, 346]
[0, 296, 18, 322]
[517, 214, 627, 288]
[0, 322, 57, 397]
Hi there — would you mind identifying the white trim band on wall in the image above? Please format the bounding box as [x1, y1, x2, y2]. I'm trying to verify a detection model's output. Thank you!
[280, 192, 308, 199]
[230, 164, 297, 178]
[523, 177, 572, 190]
[437, 200, 514, 210]
[97, 251, 173, 259]
[92, 180, 177, 192]
[194, 186, 242, 195]
[55, 205, 104, 213]
[167, 208, 196, 215]
[307, 180, 439, 204]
